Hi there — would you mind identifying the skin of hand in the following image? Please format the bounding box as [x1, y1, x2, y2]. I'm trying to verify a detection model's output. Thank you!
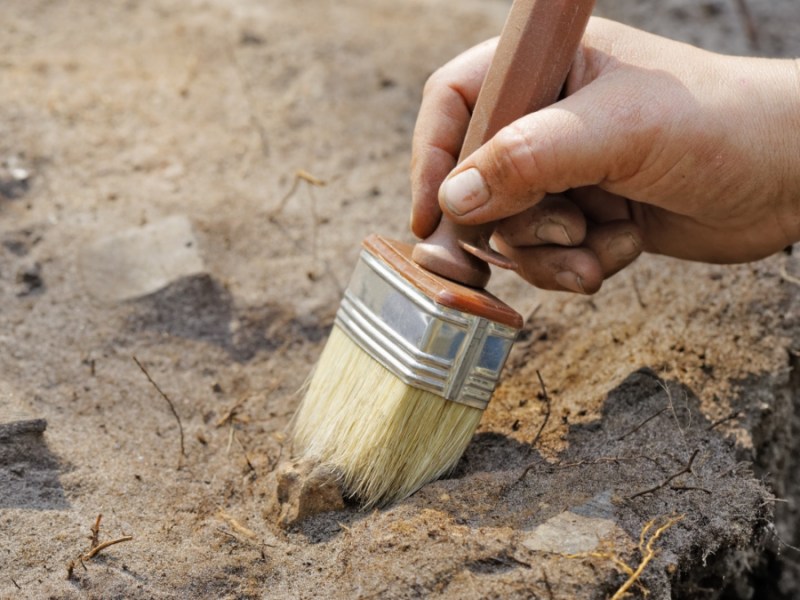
[410, 17, 800, 294]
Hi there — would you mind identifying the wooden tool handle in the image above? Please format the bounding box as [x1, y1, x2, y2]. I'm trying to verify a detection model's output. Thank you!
[412, 0, 596, 288]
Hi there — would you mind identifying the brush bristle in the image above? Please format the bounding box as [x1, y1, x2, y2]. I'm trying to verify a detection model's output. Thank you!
[292, 325, 483, 508]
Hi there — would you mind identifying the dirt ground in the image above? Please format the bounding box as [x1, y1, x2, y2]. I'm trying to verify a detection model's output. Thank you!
[2, 0, 800, 598]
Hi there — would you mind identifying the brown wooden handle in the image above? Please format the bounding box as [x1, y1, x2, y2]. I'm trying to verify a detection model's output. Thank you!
[412, 0, 596, 288]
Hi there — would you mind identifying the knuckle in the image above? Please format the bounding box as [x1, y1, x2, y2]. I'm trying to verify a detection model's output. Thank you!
[422, 68, 446, 98]
[488, 123, 544, 193]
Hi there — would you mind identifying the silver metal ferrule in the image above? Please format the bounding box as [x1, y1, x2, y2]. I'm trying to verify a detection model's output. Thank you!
[335, 249, 519, 410]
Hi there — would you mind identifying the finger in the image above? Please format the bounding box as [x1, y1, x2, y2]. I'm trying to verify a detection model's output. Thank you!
[495, 195, 586, 247]
[436, 76, 656, 226]
[494, 239, 604, 294]
[569, 186, 632, 224]
[410, 38, 499, 239]
[582, 220, 643, 278]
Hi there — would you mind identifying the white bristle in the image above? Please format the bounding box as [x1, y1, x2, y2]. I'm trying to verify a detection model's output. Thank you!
[292, 325, 483, 508]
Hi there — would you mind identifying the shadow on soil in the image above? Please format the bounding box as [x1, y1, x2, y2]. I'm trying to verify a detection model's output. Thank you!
[0, 419, 70, 509]
[126, 274, 332, 362]
[308, 368, 777, 598]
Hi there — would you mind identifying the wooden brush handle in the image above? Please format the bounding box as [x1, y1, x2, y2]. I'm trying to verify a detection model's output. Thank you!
[412, 0, 596, 288]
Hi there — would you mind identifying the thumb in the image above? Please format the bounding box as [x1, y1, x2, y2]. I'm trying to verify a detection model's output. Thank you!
[437, 85, 650, 225]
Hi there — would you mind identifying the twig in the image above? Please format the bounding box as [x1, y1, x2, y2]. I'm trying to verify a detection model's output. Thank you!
[530, 370, 551, 449]
[216, 527, 239, 542]
[90, 514, 102, 548]
[759, 496, 791, 508]
[670, 485, 712, 495]
[629, 449, 699, 499]
[271, 169, 327, 217]
[82, 536, 134, 560]
[11, 578, 20, 590]
[631, 276, 646, 308]
[706, 409, 743, 431]
[226, 421, 235, 455]
[781, 264, 800, 286]
[510, 371, 553, 488]
[616, 407, 667, 441]
[773, 527, 800, 553]
[215, 401, 245, 427]
[234, 431, 256, 473]
[67, 514, 134, 579]
[526, 303, 542, 322]
[555, 454, 658, 470]
[133, 356, 186, 467]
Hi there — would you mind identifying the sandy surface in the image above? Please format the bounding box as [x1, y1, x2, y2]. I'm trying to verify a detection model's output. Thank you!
[2, 0, 800, 598]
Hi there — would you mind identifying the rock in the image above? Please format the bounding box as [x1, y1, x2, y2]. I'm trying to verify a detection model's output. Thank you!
[521, 511, 621, 555]
[267, 458, 345, 528]
[78, 215, 205, 302]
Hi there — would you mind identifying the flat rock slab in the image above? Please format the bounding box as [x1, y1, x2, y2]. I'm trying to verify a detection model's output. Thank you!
[0, 418, 47, 439]
[78, 215, 205, 302]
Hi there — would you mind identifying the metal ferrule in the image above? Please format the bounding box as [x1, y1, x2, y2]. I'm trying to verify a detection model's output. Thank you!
[335, 249, 519, 410]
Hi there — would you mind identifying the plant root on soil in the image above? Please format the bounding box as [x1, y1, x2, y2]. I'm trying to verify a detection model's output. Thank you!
[567, 513, 685, 600]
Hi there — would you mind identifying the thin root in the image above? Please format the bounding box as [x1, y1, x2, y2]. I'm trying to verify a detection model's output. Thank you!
[567, 513, 684, 599]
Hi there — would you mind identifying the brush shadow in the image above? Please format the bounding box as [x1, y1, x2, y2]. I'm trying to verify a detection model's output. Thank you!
[290, 368, 741, 544]
[445, 431, 537, 479]
[423, 368, 736, 532]
[125, 274, 331, 361]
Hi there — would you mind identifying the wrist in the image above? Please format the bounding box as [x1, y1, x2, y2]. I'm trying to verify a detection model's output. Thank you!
[776, 59, 800, 246]
[738, 56, 800, 249]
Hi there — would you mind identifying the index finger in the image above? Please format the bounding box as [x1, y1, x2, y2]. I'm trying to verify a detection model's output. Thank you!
[410, 37, 499, 239]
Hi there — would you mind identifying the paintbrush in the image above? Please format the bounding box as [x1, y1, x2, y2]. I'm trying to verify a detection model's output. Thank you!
[293, 0, 595, 508]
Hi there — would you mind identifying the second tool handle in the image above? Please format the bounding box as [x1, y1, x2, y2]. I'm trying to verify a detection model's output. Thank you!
[411, 0, 595, 288]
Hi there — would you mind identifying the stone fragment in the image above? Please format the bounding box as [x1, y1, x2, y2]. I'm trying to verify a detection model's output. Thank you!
[522, 511, 619, 554]
[267, 458, 345, 528]
[78, 215, 205, 302]
[0, 418, 47, 440]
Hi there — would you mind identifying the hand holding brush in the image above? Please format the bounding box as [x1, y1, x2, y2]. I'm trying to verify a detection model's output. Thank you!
[412, 19, 800, 293]
[292, 0, 595, 507]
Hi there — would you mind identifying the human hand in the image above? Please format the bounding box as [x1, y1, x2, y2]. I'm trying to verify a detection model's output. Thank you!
[410, 18, 800, 294]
